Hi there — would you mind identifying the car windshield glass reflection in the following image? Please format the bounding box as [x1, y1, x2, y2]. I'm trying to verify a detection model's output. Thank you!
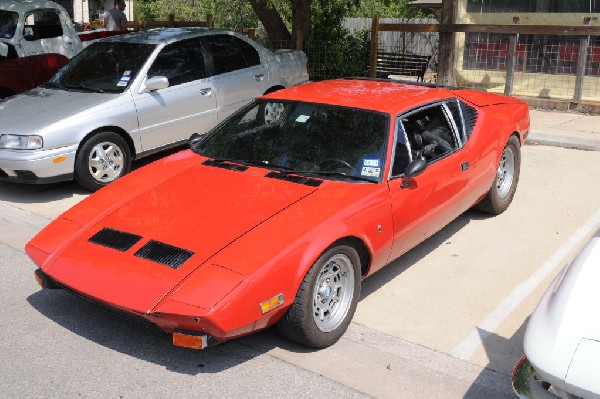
[195, 101, 389, 183]
[47, 42, 156, 93]
[0, 10, 18, 39]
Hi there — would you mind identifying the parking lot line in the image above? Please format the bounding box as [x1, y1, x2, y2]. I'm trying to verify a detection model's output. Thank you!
[452, 207, 600, 361]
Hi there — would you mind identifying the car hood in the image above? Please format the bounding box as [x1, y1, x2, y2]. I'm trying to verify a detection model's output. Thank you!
[0, 87, 119, 134]
[41, 161, 319, 314]
[524, 229, 600, 392]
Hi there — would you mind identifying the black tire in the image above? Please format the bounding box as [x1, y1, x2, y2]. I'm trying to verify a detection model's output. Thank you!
[277, 244, 361, 348]
[74, 132, 131, 191]
[475, 135, 521, 214]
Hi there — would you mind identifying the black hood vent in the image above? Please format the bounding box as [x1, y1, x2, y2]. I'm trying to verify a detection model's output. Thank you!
[134, 240, 194, 269]
[89, 228, 142, 252]
[265, 171, 323, 187]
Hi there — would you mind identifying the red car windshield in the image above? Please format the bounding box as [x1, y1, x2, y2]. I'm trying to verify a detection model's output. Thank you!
[195, 100, 390, 183]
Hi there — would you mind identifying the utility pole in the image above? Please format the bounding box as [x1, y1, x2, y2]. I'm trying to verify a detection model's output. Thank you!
[437, 0, 458, 85]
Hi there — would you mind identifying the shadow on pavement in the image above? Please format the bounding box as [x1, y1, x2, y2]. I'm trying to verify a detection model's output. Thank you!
[463, 321, 528, 398]
[26, 287, 314, 375]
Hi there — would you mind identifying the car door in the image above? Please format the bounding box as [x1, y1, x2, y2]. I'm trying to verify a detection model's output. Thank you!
[387, 100, 476, 262]
[132, 37, 218, 152]
[18, 8, 75, 86]
[203, 33, 267, 122]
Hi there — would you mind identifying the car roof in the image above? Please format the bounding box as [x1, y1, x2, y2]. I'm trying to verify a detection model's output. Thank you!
[0, 0, 64, 13]
[99, 27, 244, 46]
[262, 78, 458, 115]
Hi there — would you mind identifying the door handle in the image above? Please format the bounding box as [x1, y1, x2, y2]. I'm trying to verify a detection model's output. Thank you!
[461, 161, 470, 171]
[254, 74, 264, 82]
[199, 88, 212, 96]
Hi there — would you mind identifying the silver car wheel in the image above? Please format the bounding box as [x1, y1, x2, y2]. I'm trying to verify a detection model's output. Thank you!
[88, 141, 125, 183]
[312, 253, 355, 333]
[495, 145, 515, 199]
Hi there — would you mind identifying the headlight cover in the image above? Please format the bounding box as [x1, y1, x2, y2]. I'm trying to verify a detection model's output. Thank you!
[0, 134, 43, 149]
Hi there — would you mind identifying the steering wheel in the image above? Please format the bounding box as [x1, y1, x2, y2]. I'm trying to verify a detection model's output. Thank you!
[320, 158, 353, 170]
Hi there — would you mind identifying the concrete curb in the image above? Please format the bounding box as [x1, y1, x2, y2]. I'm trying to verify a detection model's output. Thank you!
[527, 130, 600, 151]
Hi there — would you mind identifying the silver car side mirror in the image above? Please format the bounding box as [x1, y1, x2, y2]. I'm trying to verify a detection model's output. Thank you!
[143, 76, 169, 93]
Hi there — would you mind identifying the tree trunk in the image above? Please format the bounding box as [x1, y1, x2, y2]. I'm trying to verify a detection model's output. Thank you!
[247, 0, 291, 47]
[292, 0, 311, 49]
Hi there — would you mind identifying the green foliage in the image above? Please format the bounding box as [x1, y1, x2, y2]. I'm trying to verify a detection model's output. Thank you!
[305, 0, 372, 80]
[134, 0, 260, 29]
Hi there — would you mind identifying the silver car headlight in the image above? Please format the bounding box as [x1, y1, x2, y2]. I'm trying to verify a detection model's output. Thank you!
[0, 134, 43, 150]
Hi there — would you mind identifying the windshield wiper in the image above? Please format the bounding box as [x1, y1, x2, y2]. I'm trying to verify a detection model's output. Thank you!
[64, 83, 105, 93]
[40, 82, 66, 90]
[275, 169, 377, 183]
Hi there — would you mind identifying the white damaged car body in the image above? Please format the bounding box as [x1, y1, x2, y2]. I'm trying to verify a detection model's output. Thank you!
[513, 228, 600, 399]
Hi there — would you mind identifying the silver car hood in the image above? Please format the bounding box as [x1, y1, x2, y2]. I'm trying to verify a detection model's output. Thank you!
[0, 87, 121, 135]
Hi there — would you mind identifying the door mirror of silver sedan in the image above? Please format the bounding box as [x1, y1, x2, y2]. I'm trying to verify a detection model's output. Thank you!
[0, 42, 8, 58]
[401, 158, 427, 188]
[143, 76, 170, 93]
[188, 133, 204, 149]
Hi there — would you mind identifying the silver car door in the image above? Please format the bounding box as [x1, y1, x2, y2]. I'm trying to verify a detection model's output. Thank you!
[204, 34, 267, 122]
[132, 37, 218, 152]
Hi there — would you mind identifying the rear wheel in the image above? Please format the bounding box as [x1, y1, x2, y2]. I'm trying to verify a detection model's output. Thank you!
[475, 135, 521, 214]
[74, 132, 131, 191]
[277, 244, 361, 348]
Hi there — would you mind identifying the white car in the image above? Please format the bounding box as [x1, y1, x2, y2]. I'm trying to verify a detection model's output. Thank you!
[0, 28, 309, 190]
[513, 228, 600, 399]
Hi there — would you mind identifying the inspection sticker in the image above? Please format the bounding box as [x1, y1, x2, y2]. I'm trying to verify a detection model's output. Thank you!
[361, 167, 380, 177]
[362, 159, 380, 167]
[295, 115, 310, 123]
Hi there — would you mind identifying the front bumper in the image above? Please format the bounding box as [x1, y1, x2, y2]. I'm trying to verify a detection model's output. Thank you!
[33, 268, 220, 350]
[0, 144, 77, 184]
[512, 355, 576, 399]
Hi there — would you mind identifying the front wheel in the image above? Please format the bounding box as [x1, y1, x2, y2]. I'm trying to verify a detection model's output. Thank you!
[475, 135, 521, 214]
[74, 132, 131, 191]
[277, 244, 361, 348]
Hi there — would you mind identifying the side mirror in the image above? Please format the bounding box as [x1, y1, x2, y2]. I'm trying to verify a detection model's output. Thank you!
[23, 27, 35, 41]
[143, 76, 169, 92]
[188, 133, 204, 149]
[0, 42, 7, 58]
[401, 158, 427, 188]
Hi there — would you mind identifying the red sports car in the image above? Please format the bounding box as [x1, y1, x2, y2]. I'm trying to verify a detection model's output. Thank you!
[26, 78, 530, 350]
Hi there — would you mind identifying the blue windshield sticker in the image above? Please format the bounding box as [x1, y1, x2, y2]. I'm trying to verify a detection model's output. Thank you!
[362, 159, 380, 167]
[295, 115, 310, 123]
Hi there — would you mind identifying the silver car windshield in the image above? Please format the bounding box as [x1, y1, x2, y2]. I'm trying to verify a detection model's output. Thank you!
[195, 100, 389, 183]
[47, 41, 156, 93]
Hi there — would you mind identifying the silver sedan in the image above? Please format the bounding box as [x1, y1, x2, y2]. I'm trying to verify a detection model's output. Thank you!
[0, 28, 309, 190]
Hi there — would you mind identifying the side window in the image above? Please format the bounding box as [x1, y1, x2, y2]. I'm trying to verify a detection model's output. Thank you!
[238, 37, 261, 67]
[445, 99, 466, 144]
[391, 124, 411, 177]
[206, 34, 252, 75]
[401, 104, 459, 164]
[24, 10, 63, 40]
[147, 38, 206, 86]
